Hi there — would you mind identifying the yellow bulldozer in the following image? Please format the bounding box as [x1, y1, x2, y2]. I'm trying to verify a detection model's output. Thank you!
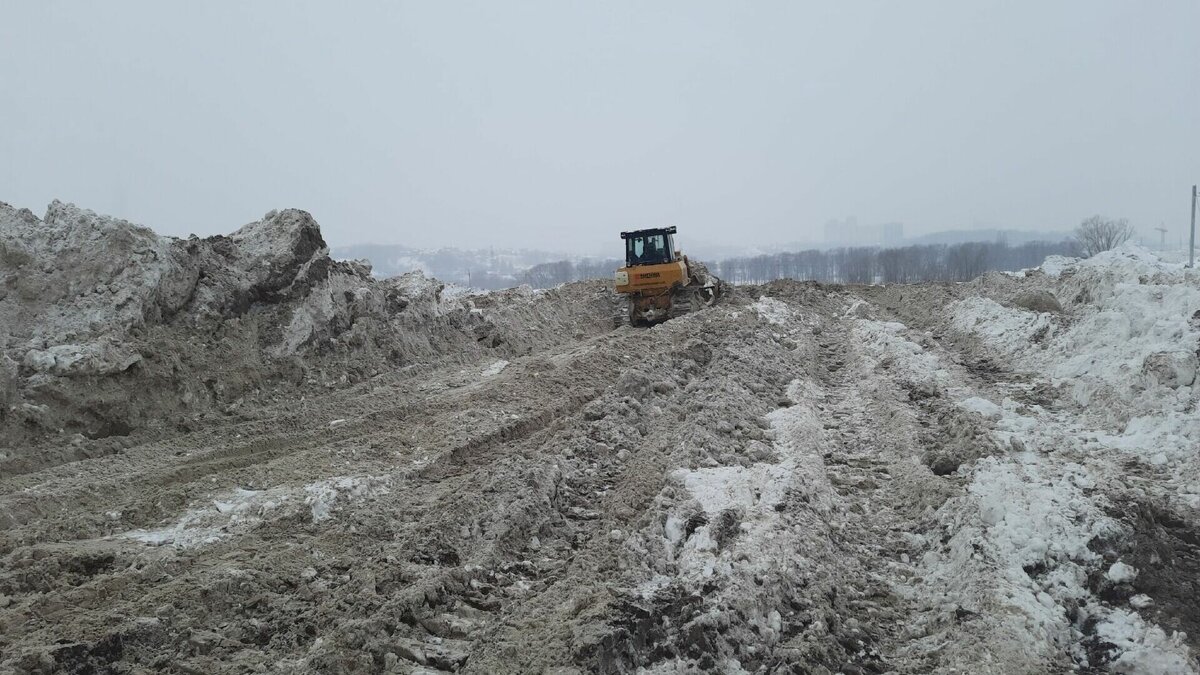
[614, 226, 723, 326]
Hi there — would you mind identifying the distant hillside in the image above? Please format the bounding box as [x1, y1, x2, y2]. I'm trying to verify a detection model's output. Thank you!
[331, 243, 566, 290]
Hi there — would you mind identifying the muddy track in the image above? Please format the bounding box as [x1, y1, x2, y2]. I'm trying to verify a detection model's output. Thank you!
[0, 302, 709, 672]
[2, 274, 1197, 674]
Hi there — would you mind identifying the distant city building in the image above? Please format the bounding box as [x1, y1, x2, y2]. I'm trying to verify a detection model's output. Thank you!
[880, 222, 904, 246]
[825, 216, 858, 244]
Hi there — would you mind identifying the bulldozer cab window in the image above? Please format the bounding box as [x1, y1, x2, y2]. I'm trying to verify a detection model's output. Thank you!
[626, 233, 672, 266]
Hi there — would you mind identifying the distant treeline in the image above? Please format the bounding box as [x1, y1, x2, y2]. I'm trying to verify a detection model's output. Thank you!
[518, 239, 1080, 288]
[716, 239, 1080, 284]
[519, 258, 623, 289]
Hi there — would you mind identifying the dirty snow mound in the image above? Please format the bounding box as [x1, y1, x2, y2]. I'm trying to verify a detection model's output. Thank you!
[0, 200, 621, 471]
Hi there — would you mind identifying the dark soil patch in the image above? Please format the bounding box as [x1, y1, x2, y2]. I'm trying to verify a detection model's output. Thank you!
[1089, 497, 1200, 652]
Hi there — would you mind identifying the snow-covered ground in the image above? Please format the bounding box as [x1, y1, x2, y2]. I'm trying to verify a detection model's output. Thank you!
[905, 244, 1199, 672]
[5, 206, 1199, 673]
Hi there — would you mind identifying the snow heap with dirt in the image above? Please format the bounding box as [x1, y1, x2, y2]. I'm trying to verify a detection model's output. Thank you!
[914, 245, 1200, 673]
[0, 201, 618, 473]
[952, 245, 1200, 471]
[0, 204, 1197, 674]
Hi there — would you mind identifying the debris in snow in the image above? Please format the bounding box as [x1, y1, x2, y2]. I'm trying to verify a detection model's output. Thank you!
[845, 299, 873, 319]
[304, 476, 387, 523]
[482, 360, 509, 377]
[1011, 289, 1063, 313]
[1142, 351, 1198, 389]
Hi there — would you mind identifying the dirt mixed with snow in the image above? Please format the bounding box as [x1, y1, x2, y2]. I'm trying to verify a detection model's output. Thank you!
[1, 202, 1197, 674]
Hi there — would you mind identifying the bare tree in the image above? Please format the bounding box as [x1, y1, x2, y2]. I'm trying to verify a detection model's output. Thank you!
[1075, 215, 1134, 257]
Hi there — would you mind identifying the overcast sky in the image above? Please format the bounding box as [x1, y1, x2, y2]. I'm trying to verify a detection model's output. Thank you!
[2, 1, 1197, 253]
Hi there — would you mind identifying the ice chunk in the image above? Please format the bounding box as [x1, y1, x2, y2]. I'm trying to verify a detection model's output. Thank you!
[1107, 561, 1137, 583]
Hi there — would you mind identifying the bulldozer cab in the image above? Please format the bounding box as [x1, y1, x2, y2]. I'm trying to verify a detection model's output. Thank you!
[615, 225, 721, 326]
[621, 227, 677, 267]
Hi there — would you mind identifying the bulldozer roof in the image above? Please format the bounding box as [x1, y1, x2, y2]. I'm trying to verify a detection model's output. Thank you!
[620, 226, 676, 239]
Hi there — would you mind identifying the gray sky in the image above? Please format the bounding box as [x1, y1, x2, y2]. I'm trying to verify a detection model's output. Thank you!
[2, 1, 1197, 253]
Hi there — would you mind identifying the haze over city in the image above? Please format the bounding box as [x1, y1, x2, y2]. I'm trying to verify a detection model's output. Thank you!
[3, 1, 1197, 254]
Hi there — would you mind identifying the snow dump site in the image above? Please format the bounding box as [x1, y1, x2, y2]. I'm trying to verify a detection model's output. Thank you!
[1, 201, 1199, 675]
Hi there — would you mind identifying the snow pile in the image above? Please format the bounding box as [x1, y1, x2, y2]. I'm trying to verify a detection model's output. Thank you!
[965, 456, 1111, 577]
[0, 201, 362, 440]
[949, 296, 1055, 359]
[919, 453, 1193, 672]
[1050, 247, 1199, 404]
[911, 456, 1111, 667]
[851, 306, 1195, 671]
[1039, 255, 1079, 278]
[1096, 611, 1195, 674]
[950, 244, 1200, 466]
[0, 200, 621, 453]
[627, 372, 848, 672]
[0, 201, 184, 348]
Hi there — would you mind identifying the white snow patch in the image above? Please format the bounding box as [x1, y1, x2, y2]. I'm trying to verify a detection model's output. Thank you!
[1038, 255, 1078, 278]
[304, 475, 386, 523]
[1107, 561, 1138, 583]
[1130, 594, 1154, 610]
[960, 396, 1003, 420]
[481, 359, 509, 377]
[950, 244, 1200, 468]
[123, 487, 284, 548]
[635, 574, 674, 599]
[664, 379, 831, 583]
[673, 462, 790, 515]
[853, 319, 952, 388]
[1096, 609, 1194, 674]
[751, 296, 792, 325]
[122, 476, 387, 548]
